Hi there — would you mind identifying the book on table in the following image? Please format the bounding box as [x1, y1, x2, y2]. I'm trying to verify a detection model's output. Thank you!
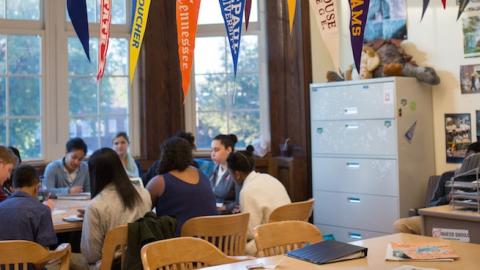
[385, 242, 459, 262]
[287, 240, 368, 265]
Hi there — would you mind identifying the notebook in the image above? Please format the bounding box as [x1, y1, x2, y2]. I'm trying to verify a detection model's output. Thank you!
[287, 240, 368, 265]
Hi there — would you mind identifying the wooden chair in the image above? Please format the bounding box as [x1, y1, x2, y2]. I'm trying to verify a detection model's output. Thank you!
[181, 212, 249, 256]
[268, 198, 314, 222]
[0, 240, 71, 270]
[141, 237, 241, 270]
[254, 221, 323, 257]
[98, 225, 128, 270]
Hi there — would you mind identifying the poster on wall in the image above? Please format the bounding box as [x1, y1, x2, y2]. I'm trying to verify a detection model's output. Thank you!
[460, 64, 480, 94]
[445, 113, 472, 163]
[364, 0, 407, 42]
[477, 110, 480, 141]
[462, 1, 480, 57]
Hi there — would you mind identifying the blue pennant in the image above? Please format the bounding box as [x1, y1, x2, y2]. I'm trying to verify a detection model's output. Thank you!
[219, 0, 246, 76]
[67, 0, 90, 61]
[421, 0, 429, 21]
[131, 0, 137, 32]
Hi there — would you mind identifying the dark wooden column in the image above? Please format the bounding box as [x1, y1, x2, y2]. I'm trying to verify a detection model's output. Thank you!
[266, 0, 313, 200]
[139, 0, 185, 160]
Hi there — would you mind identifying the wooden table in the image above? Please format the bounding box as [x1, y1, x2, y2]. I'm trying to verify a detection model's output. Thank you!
[419, 205, 480, 243]
[201, 233, 480, 270]
[51, 199, 90, 233]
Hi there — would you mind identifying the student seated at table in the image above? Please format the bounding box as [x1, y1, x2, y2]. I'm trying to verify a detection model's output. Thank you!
[227, 146, 291, 255]
[0, 146, 18, 202]
[1, 146, 21, 198]
[44, 137, 90, 195]
[112, 131, 141, 178]
[147, 136, 217, 236]
[0, 165, 57, 247]
[78, 148, 151, 267]
[393, 141, 480, 234]
[210, 134, 241, 213]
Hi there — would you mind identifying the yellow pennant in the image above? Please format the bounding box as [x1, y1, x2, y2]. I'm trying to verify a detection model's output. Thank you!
[287, 0, 296, 33]
[129, 0, 152, 84]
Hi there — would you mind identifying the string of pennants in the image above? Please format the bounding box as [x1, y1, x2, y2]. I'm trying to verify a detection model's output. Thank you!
[68, 0, 470, 99]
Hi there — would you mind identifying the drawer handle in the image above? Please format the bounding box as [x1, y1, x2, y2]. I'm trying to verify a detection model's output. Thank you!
[343, 107, 358, 115]
[348, 232, 363, 240]
[347, 197, 361, 203]
[345, 124, 359, 129]
[346, 162, 360, 168]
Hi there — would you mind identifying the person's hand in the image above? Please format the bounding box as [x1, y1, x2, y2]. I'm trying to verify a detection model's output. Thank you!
[69, 186, 83, 194]
[77, 208, 85, 218]
[43, 199, 55, 210]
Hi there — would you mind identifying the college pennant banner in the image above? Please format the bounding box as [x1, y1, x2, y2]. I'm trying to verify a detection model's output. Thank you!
[219, 0, 246, 76]
[245, 0, 252, 31]
[349, 0, 370, 73]
[97, 0, 112, 80]
[421, 0, 430, 21]
[287, 0, 296, 33]
[67, 0, 90, 61]
[129, 0, 152, 83]
[442, 0, 446, 9]
[176, 0, 201, 99]
[457, 0, 470, 20]
[130, 0, 137, 31]
[309, 0, 340, 72]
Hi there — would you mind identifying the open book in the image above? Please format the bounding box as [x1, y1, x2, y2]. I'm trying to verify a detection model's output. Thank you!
[386, 242, 459, 262]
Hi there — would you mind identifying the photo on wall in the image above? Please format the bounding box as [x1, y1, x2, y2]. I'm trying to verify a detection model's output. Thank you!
[364, 0, 407, 42]
[445, 113, 472, 163]
[460, 64, 480, 94]
[477, 110, 480, 141]
[462, 1, 480, 57]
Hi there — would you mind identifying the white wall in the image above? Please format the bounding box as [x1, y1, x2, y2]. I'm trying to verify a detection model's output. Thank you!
[310, 0, 480, 174]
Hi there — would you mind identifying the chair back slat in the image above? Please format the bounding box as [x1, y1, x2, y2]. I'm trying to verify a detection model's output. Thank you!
[99, 224, 128, 270]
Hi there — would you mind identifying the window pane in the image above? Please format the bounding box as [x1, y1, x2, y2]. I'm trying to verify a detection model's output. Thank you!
[67, 0, 126, 24]
[6, 0, 40, 20]
[69, 118, 99, 153]
[8, 35, 41, 74]
[231, 74, 259, 110]
[195, 74, 226, 111]
[68, 37, 98, 76]
[198, 0, 258, 25]
[229, 111, 260, 148]
[195, 37, 227, 74]
[100, 77, 128, 114]
[226, 35, 258, 74]
[196, 112, 228, 149]
[0, 120, 4, 145]
[9, 118, 41, 159]
[69, 77, 97, 116]
[9, 77, 40, 116]
[99, 116, 128, 147]
[0, 0, 4, 19]
[0, 77, 5, 116]
[105, 38, 128, 76]
[0, 35, 5, 74]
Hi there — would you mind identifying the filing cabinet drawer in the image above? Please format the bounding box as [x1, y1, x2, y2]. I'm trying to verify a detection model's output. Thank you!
[313, 191, 399, 233]
[311, 120, 397, 156]
[315, 224, 386, 243]
[310, 81, 395, 120]
[312, 157, 398, 196]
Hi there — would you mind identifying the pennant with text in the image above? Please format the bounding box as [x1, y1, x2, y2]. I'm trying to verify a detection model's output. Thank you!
[442, 0, 446, 9]
[219, 0, 246, 76]
[129, 0, 152, 83]
[97, 0, 112, 80]
[421, 0, 430, 21]
[309, 0, 340, 72]
[245, 0, 252, 31]
[67, 0, 90, 61]
[287, 0, 296, 33]
[457, 0, 470, 20]
[349, 0, 370, 73]
[176, 0, 201, 99]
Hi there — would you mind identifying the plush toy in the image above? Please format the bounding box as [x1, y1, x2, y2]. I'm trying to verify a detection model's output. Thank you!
[326, 39, 440, 85]
[359, 46, 381, 79]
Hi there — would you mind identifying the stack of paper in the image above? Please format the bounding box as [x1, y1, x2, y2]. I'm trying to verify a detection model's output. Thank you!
[386, 242, 459, 262]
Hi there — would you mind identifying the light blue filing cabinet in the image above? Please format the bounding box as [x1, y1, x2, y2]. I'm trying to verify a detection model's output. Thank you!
[310, 77, 435, 242]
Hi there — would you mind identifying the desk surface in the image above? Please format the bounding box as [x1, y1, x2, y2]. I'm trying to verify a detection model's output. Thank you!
[51, 199, 90, 233]
[201, 233, 480, 270]
[419, 205, 480, 222]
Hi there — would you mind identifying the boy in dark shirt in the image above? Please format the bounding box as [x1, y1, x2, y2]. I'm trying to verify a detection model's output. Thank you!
[0, 165, 57, 247]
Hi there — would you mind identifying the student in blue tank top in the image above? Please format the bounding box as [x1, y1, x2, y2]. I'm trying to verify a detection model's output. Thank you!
[147, 136, 217, 235]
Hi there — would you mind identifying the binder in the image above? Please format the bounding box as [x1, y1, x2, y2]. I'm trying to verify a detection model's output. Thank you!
[287, 240, 368, 265]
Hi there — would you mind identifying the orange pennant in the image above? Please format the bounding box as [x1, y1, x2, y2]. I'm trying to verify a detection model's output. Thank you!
[287, 0, 296, 33]
[176, 0, 201, 100]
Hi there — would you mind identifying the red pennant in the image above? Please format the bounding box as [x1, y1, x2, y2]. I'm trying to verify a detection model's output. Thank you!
[97, 0, 112, 80]
[442, 0, 446, 9]
[245, 0, 252, 31]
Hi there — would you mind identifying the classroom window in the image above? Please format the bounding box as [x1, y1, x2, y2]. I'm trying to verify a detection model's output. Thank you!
[186, 0, 269, 150]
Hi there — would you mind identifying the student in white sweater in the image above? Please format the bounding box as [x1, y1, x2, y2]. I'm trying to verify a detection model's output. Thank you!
[227, 146, 291, 255]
